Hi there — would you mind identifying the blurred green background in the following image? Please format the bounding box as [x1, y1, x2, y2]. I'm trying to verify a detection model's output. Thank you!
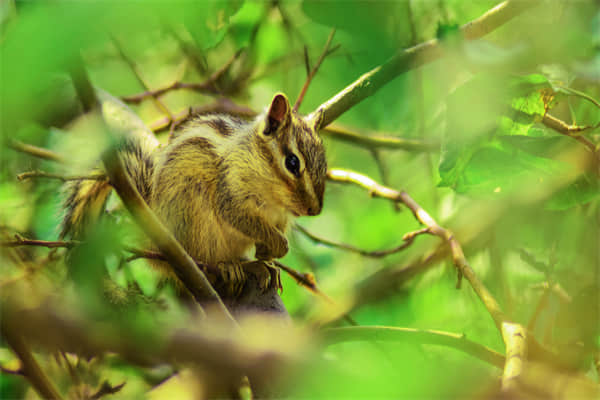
[1, 0, 599, 398]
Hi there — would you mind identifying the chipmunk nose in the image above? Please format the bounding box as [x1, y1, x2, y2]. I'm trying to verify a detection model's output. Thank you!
[307, 204, 321, 216]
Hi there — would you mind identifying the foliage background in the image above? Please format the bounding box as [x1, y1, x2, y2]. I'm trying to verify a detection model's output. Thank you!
[0, 0, 599, 398]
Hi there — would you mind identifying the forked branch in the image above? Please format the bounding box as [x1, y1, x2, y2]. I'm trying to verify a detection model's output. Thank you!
[327, 168, 508, 331]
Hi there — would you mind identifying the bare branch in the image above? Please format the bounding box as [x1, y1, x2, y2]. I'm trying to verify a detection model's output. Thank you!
[121, 49, 243, 104]
[1, 236, 79, 249]
[293, 29, 336, 112]
[0, 323, 63, 399]
[101, 144, 233, 321]
[501, 322, 527, 391]
[150, 98, 257, 134]
[8, 140, 65, 163]
[90, 380, 126, 399]
[295, 224, 430, 258]
[322, 326, 505, 369]
[542, 113, 598, 152]
[17, 170, 106, 182]
[322, 124, 439, 152]
[554, 85, 600, 111]
[312, 0, 540, 128]
[111, 36, 173, 120]
[327, 168, 508, 331]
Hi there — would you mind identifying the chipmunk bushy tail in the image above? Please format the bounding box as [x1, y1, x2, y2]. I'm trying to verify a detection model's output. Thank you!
[60, 135, 157, 238]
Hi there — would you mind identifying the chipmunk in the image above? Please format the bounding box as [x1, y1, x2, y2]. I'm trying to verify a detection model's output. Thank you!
[61, 94, 327, 297]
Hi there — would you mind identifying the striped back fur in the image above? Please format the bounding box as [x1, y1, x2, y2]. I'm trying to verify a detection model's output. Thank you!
[60, 135, 157, 239]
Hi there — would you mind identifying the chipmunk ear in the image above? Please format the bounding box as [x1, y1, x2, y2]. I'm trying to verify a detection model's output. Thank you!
[264, 93, 290, 136]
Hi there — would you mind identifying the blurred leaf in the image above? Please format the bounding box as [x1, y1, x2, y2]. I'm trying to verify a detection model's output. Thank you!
[439, 73, 569, 194]
[229, 1, 264, 49]
[183, 0, 244, 51]
[441, 140, 566, 195]
[545, 175, 600, 210]
[301, 0, 410, 59]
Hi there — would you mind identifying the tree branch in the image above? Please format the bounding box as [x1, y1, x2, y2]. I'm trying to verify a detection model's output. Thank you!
[111, 36, 173, 120]
[322, 326, 505, 369]
[17, 170, 106, 182]
[150, 98, 257, 134]
[542, 113, 598, 152]
[312, 0, 540, 128]
[327, 168, 508, 331]
[0, 300, 289, 390]
[1, 236, 79, 249]
[121, 49, 243, 104]
[501, 322, 527, 391]
[101, 145, 233, 322]
[295, 224, 430, 258]
[8, 140, 65, 163]
[293, 29, 336, 112]
[0, 323, 63, 399]
[322, 124, 439, 152]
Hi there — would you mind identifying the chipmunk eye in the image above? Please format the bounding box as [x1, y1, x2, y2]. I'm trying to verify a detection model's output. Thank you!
[285, 154, 300, 177]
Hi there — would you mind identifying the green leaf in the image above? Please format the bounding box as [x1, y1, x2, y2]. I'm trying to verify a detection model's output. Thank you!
[301, 0, 410, 58]
[441, 141, 565, 195]
[439, 73, 569, 195]
[229, 1, 264, 49]
[183, 0, 244, 51]
[545, 175, 600, 210]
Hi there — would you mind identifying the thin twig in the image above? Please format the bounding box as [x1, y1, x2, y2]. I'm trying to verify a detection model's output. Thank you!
[322, 124, 439, 152]
[295, 224, 430, 258]
[327, 168, 508, 331]
[111, 36, 174, 120]
[322, 326, 505, 368]
[554, 84, 600, 110]
[121, 49, 243, 104]
[312, 0, 540, 128]
[293, 29, 336, 112]
[0, 365, 25, 376]
[17, 170, 106, 182]
[0, 324, 63, 399]
[169, 28, 208, 75]
[1, 236, 79, 249]
[150, 98, 257, 134]
[122, 81, 218, 104]
[90, 380, 126, 399]
[542, 113, 598, 152]
[8, 140, 65, 163]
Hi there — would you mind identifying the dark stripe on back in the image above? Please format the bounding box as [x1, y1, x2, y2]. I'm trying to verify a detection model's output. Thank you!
[205, 118, 233, 137]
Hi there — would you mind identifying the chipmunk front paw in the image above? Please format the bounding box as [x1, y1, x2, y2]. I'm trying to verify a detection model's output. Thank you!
[242, 260, 282, 292]
[216, 260, 246, 298]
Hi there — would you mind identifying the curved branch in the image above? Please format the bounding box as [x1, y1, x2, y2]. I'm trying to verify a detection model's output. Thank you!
[312, 0, 540, 128]
[101, 145, 233, 322]
[327, 168, 508, 331]
[0, 324, 63, 399]
[295, 224, 430, 258]
[322, 326, 505, 369]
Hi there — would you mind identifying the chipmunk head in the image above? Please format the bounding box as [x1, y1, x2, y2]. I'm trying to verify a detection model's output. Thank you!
[257, 93, 326, 217]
